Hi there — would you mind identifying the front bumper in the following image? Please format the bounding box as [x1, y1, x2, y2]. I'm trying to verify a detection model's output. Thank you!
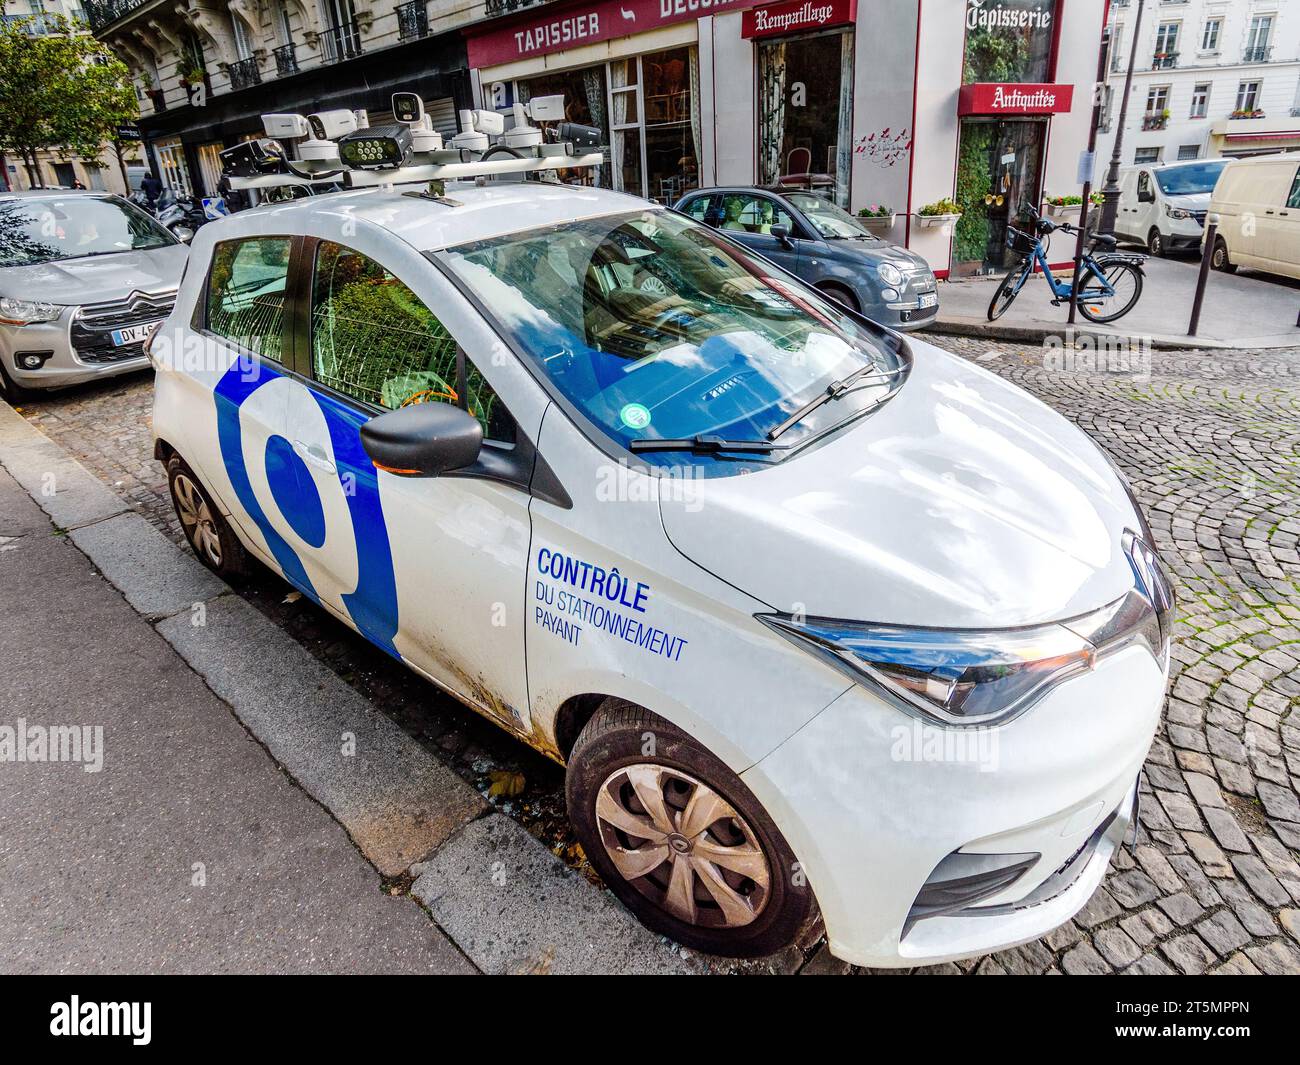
[740, 641, 1164, 968]
[1, 290, 173, 392]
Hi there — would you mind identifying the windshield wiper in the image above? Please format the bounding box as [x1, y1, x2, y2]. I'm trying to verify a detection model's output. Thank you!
[766, 364, 906, 441]
[628, 435, 776, 454]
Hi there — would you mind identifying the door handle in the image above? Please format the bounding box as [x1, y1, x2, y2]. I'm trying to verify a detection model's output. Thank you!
[292, 439, 336, 475]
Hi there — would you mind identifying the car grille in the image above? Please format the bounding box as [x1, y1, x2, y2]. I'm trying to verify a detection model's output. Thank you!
[71, 289, 175, 365]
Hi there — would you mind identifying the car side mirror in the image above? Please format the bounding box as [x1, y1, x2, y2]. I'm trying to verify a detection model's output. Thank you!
[770, 223, 794, 247]
[1137, 189, 1153, 203]
[360, 401, 483, 476]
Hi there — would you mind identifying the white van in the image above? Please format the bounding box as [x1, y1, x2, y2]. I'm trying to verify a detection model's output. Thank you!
[1207, 152, 1300, 278]
[1114, 159, 1227, 256]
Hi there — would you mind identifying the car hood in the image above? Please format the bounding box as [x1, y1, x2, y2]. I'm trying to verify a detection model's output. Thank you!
[0, 244, 187, 305]
[660, 339, 1142, 628]
[834, 238, 932, 274]
[1164, 191, 1211, 211]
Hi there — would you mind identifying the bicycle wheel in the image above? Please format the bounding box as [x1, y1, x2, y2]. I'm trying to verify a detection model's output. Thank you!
[987, 263, 1028, 321]
[1076, 260, 1143, 324]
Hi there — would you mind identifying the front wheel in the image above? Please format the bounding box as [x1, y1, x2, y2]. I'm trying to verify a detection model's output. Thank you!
[1211, 236, 1236, 273]
[1077, 260, 1144, 324]
[987, 264, 1027, 321]
[566, 700, 816, 958]
[1146, 228, 1166, 257]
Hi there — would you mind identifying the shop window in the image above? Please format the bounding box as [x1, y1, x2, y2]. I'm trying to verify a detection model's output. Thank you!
[641, 47, 699, 205]
[953, 118, 1047, 277]
[963, 0, 1058, 84]
[758, 30, 854, 208]
[519, 66, 609, 188]
[206, 237, 291, 362]
[310, 241, 513, 441]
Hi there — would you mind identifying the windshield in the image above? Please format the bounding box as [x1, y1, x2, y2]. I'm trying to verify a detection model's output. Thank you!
[442, 210, 905, 471]
[0, 195, 176, 268]
[784, 192, 880, 239]
[1155, 160, 1227, 196]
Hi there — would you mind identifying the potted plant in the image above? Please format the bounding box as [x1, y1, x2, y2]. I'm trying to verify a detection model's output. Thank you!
[856, 203, 895, 235]
[916, 198, 962, 230]
[1043, 193, 1083, 219]
[1230, 108, 1265, 119]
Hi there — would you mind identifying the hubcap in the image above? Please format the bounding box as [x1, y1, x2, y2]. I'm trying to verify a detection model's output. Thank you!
[173, 473, 223, 567]
[594, 764, 772, 929]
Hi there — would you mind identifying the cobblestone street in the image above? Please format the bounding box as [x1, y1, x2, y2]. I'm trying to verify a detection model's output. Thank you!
[12, 335, 1300, 975]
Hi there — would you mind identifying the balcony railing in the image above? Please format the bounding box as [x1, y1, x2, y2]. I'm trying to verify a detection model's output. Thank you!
[273, 43, 298, 77]
[395, 0, 427, 40]
[227, 56, 260, 91]
[1, 12, 62, 34]
[320, 19, 362, 63]
[82, 0, 150, 33]
[1142, 112, 1169, 130]
[1243, 44, 1273, 64]
[1151, 51, 1179, 69]
[485, 0, 551, 17]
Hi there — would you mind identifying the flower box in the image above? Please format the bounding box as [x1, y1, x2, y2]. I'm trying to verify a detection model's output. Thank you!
[857, 213, 896, 235]
[917, 212, 962, 230]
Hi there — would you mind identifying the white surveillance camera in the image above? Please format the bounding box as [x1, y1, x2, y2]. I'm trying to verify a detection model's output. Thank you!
[525, 95, 565, 122]
[299, 140, 342, 165]
[262, 113, 310, 140]
[392, 91, 424, 125]
[470, 109, 505, 135]
[307, 110, 359, 141]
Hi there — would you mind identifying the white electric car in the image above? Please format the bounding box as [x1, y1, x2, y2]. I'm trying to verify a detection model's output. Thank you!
[149, 178, 1170, 967]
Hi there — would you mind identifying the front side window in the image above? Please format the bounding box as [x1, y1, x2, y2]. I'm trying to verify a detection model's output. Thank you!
[1286, 167, 1300, 210]
[206, 237, 291, 362]
[311, 241, 512, 441]
[0, 195, 174, 267]
[680, 195, 714, 222]
[442, 210, 905, 472]
[716, 194, 797, 235]
[784, 192, 879, 241]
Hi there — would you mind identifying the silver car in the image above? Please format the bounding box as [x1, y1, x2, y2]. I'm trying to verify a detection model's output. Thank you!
[0, 190, 187, 401]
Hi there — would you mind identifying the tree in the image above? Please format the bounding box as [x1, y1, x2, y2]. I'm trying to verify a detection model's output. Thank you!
[0, 14, 137, 188]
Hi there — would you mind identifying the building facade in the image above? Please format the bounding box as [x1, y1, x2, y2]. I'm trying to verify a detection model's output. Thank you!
[1098, 0, 1300, 165]
[466, 0, 1104, 276]
[85, 0, 480, 199]
[1, 0, 141, 193]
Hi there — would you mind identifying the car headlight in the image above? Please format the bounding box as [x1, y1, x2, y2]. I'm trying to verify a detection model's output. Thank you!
[757, 615, 1096, 727]
[0, 296, 63, 325]
[877, 262, 905, 287]
[1164, 205, 1191, 220]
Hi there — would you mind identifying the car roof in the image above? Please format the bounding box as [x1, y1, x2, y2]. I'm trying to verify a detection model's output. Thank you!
[237, 180, 654, 251]
[0, 188, 99, 199]
[682, 186, 818, 198]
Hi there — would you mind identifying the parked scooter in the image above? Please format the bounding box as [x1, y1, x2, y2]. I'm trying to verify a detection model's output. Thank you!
[155, 189, 209, 243]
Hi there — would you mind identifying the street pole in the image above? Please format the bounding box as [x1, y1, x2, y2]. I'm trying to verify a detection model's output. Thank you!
[1098, 0, 1145, 237]
[1069, 24, 1111, 325]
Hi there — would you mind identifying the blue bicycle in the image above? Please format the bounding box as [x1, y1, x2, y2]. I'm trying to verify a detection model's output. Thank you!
[987, 204, 1146, 324]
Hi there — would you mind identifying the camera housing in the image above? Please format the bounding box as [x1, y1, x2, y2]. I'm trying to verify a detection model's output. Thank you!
[307, 110, 359, 141]
[392, 92, 424, 125]
[262, 113, 310, 140]
[219, 138, 287, 177]
[337, 123, 414, 169]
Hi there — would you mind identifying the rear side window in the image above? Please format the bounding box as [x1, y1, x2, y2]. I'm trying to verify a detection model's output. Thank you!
[309, 241, 514, 442]
[680, 195, 714, 222]
[206, 237, 291, 362]
[1287, 167, 1300, 210]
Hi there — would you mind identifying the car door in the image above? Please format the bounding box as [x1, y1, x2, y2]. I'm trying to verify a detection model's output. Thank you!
[710, 192, 803, 274]
[1258, 161, 1300, 274]
[194, 234, 298, 575]
[1133, 170, 1157, 241]
[276, 236, 542, 732]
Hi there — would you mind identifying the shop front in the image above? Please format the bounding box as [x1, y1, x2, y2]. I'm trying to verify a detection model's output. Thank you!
[951, 0, 1068, 277]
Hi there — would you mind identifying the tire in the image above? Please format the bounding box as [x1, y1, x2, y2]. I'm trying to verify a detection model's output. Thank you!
[816, 282, 858, 313]
[1211, 236, 1236, 273]
[0, 361, 30, 405]
[566, 699, 817, 958]
[166, 454, 248, 579]
[987, 264, 1027, 321]
[1146, 227, 1166, 257]
[1077, 260, 1144, 324]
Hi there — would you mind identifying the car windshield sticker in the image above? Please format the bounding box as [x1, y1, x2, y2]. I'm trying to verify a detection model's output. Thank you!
[533, 548, 688, 662]
[619, 402, 651, 430]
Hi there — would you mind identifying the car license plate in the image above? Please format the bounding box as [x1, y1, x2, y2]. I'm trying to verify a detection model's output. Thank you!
[111, 320, 162, 346]
[917, 292, 938, 309]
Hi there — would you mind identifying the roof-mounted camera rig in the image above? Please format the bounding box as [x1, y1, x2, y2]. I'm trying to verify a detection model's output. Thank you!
[221, 92, 604, 194]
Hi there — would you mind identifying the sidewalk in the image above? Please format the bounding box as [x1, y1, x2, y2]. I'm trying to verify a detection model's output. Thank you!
[0, 402, 700, 975]
[927, 253, 1300, 350]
